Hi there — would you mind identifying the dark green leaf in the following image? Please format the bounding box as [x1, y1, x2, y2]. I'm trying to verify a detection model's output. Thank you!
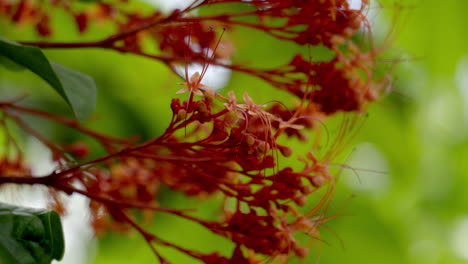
[0, 202, 65, 264]
[0, 37, 65, 98]
[0, 55, 25, 72]
[0, 37, 97, 121]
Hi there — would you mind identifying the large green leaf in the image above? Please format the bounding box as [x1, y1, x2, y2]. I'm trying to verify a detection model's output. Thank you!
[0, 202, 65, 264]
[0, 37, 97, 121]
[0, 55, 25, 72]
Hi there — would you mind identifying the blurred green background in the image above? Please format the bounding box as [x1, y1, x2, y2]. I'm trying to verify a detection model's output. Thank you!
[1, 0, 468, 263]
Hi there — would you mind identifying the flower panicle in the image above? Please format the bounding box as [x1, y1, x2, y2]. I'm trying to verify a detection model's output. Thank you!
[0, 0, 387, 262]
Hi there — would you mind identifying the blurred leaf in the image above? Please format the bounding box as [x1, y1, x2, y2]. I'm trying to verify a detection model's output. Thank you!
[0, 55, 25, 72]
[50, 62, 97, 121]
[0, 37, 97, 121]
[0, 202, 65, 264]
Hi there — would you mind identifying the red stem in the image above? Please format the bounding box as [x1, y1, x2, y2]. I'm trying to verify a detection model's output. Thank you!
[3, 104, 128, 144]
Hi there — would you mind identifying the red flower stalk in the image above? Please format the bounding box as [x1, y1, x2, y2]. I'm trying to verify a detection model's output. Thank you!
[0, 0, 389, 262]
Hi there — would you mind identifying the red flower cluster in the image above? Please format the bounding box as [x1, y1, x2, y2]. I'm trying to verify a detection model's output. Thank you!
[0, 0, 389, 263]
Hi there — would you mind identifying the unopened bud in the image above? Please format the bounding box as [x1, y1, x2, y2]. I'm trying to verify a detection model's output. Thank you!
[196, 101, 208, 114]
[257, 141, 270, 154]
[300, 185, 313, 194]
[279, 145, 293, 157]
[67, 142, 89, 159]
[245, 134, 256, 146]
[293, 195, 306, 206]
[294, 247, 309, 258]
[177, 109, 187, 120]
[311, 174, 326, 188]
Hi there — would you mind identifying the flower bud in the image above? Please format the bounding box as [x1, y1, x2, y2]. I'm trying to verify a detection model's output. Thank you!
[279, 145, 293, 157]
[257, 141, 270, 154]
[311, 174, 326, 188]
[177, 109, 187, 120]
[245, 134, 256, 146]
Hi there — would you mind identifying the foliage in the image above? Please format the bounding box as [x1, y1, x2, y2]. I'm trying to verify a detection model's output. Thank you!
[0, 0, 389, 263]
[0, 202, 64, 264]
[0, 37, 96, 120]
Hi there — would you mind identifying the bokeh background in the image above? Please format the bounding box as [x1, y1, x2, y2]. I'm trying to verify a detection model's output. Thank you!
[1, 0, 468, 263]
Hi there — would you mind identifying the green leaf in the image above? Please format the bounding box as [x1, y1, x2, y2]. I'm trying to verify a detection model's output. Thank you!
[51, 62, 97, 121]
[0, 37, 97, 121]
[0, 55, 25, 72]
[0, 37, 63, 94]
[0, 202, 65, 264]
